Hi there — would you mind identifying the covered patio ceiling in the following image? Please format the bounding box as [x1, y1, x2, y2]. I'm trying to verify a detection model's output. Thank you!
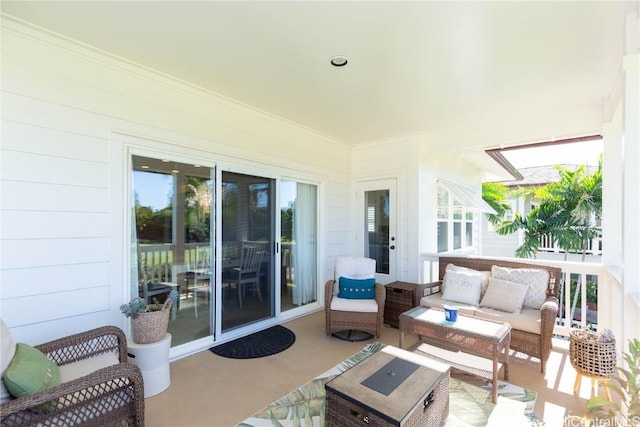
[2, 1, 635, 166]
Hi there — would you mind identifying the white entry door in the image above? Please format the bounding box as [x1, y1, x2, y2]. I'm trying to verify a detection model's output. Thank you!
[357, 179, 397, 283]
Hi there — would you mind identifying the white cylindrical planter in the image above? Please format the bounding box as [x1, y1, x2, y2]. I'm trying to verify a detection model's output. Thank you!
[128, 333, 171, 398]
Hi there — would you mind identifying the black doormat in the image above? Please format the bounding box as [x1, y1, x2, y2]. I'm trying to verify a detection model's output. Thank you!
[210, 325, 296, 359]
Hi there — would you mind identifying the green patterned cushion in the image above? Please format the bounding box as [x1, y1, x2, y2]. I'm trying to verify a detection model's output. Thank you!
[3, 343, 60, 398]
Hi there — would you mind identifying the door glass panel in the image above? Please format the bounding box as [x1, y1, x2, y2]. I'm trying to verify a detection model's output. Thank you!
[364, 190, 389, 274]
[281, 180, 317, 312]
[132, 155, 214, 347]
[221, 171, 274, 331]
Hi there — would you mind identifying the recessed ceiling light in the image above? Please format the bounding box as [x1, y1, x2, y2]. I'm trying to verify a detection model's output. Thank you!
[330, 55, 348, 67]
[141, 165, 150, 169]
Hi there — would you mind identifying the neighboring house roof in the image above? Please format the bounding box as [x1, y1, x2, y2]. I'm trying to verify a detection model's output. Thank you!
[498, 164, 597, 188]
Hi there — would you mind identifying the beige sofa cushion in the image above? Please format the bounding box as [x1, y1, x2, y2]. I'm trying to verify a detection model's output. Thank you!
[421, 293, 541, 335]
[419, 294, 477, 317]
[58, 352, 120, 383]
[474, 306, 542, 335]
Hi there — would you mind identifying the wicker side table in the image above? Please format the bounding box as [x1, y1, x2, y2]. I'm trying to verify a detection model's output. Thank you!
[569, 329, 616, 400]
[384, 281, 428, 328]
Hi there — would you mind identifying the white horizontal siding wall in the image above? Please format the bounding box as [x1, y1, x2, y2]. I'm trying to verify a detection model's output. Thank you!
[0, 17, 352, 344]
[480, 220, 521, 258]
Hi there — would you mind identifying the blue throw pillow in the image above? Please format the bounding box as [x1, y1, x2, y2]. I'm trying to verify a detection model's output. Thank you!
[338, 277, 376, 299]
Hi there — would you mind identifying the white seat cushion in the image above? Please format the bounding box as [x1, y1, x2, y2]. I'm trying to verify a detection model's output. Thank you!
[330, 297, 378, 313]
[1, 319, 16, 403]
[333, 256, 376, 295]
[58, 352, 120, 383]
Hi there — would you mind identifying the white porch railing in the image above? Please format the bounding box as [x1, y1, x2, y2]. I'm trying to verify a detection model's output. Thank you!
[419, 253, 639, 348]
[138, 243, 211, 283]
[537, 232, 603, 256]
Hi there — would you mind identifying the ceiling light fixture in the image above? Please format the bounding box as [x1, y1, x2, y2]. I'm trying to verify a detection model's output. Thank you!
[330, 55, 348, 67]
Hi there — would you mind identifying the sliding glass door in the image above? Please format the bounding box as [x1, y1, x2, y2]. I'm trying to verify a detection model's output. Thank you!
[221, 171, 275, 331]
[280, 180, 317, 312]
[132, 155, 214, 346]
[131, 154, 318, 346]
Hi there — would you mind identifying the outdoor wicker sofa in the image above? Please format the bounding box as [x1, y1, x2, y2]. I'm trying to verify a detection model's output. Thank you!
[421, 256, 562, 374]
[1, 325, 145, 427]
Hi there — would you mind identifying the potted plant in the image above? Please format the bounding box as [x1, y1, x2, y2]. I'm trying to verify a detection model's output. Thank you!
[586, 281, 598, 311]
[120, 297, 172, 344]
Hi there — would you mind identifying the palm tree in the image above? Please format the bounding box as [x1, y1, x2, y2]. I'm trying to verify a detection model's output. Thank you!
[482, 182, 512, 225]
[536, 158, 602, 261]
[489, 158, 602, 261]
[493, 201, 573, 258]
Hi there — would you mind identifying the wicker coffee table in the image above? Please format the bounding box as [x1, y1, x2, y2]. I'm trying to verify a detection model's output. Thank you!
[399, 306, 511, 403]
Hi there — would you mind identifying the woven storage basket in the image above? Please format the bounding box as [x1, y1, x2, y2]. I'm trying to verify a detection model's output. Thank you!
[131, 298, 172, 344]
[569, 329, 617, 378]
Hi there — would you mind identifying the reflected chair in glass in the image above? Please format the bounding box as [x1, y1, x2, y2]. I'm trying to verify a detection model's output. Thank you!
[138, 252, 177, 305]
[185, 246, 212, 317]
[222, 245, 261, 308]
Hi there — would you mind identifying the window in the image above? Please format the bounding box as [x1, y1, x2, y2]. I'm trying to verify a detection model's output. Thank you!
[437, 187, 449, 252]
[436, 183, 482, 253]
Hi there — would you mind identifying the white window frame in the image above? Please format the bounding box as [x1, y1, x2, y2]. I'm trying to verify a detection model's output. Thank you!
[437, 183, 482, 253]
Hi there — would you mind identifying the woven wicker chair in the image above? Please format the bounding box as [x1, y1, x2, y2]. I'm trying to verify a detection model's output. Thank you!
[325, 256, 386, 338]
[1, 326, 145, 427]
[433, 256, 563, 374]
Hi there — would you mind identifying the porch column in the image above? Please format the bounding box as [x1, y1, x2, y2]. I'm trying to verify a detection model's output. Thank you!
[602, 121, 622, 268]
[622, 9, 640, 344]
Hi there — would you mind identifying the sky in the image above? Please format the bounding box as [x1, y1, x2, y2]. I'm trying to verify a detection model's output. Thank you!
[134, 170, 298, 211]
[503, 139, 603, 169]
[133, 171, 173, 211]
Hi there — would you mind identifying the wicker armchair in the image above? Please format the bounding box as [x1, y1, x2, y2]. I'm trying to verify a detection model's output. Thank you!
[1, 326, 145, 427]
[325, 256, 386, 338]
[433, 256, 562, 374]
